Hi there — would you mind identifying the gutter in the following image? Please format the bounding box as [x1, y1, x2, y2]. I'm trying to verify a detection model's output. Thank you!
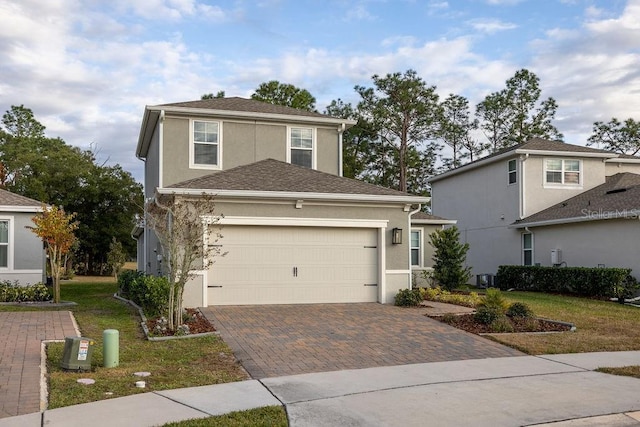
[510, 211, 640, 228]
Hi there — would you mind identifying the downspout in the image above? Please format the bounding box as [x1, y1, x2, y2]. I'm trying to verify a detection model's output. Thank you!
[338, 123, 346, 176]
[519, 153, 529, 219]
[408, 204, 423, 290]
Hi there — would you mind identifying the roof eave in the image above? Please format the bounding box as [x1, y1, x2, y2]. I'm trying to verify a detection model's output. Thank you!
[411, 219, 457, 225]
[0, 205, 43, 213]
[157, 187, 429, 204]
[136, 107, 161, 159]
[511, 212, 639, 228]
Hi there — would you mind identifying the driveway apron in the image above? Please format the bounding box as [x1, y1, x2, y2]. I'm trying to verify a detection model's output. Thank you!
[202, 303, 523, 379]
[0, 311, 78, 418]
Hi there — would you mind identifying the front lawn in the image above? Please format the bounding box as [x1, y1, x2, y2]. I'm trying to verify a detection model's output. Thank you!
[1, 279, 248, 408]
[487, 291, 640, 354]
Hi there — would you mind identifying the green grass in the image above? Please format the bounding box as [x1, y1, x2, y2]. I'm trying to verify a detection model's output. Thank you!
[483, 291, 640, 354]
[0, 279, 247, 409]
[597, 366, 640, 378]
[160, 406, 288, 427]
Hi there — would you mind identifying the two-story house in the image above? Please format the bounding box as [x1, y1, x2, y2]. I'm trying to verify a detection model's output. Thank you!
[134, 97, 451, 306]
[429, 138, 640, 282]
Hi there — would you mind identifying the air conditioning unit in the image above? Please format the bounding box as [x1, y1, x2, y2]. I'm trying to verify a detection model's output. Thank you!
[551, 249, 562, 265]
[476, 274, 493, 289]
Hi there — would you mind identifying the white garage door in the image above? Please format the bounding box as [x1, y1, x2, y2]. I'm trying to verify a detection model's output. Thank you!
[207, 226, 378, 305]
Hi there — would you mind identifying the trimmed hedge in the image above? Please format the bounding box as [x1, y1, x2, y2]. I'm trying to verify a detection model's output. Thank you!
[0, 281, 52, 302]
[496, 265, 631, 298]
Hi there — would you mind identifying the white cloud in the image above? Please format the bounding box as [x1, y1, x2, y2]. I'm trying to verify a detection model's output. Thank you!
[468, 18, 518, 34]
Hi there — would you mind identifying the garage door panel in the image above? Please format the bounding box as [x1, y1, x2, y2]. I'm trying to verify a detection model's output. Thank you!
[208, 226, 379, 305]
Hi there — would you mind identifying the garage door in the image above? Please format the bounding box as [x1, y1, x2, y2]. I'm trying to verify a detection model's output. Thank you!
[207, 226, 378, 305]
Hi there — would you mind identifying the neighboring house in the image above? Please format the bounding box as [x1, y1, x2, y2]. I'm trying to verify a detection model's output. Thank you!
[0, 189, 45, 284]
[134, 97, 450, 306]
[429, 138, 640, 281]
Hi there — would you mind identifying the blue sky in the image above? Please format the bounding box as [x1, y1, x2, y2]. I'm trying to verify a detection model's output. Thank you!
[0, 0, 638, 182]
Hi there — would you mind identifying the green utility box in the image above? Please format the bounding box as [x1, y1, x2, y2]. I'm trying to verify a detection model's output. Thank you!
[61, 337, 95, 371]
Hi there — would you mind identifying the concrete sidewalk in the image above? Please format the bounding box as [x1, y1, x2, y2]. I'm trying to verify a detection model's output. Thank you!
[1, 351, 639, 427]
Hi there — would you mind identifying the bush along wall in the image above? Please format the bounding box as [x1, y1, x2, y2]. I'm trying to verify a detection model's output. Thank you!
[496, 265, 631, 298]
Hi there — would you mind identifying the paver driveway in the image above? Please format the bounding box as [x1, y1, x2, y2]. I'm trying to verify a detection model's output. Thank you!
[202, 303, 524, 379]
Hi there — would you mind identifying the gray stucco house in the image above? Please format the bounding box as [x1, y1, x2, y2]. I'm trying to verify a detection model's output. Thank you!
[134, 97, 452, 306]
[429, 138, 640, 281]
[0, 189, 45, 284]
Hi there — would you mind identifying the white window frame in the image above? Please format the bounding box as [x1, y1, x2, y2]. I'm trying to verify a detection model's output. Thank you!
[522, 232, 533, 266]
[0, 217, 13, 270]
[507, 159, 517, 185]
[410, 228, 422, 267]
[189, 119, 223, 170]
[544, 158, 582, 188]
[287, 126, 316, 169]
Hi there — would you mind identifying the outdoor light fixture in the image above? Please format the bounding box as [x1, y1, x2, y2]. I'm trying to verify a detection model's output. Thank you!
[392, 227, 403, 244]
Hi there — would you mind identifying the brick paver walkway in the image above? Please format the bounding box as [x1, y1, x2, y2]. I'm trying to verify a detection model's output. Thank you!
[0, 311, 78, 418]
[202, 303, 523, 379]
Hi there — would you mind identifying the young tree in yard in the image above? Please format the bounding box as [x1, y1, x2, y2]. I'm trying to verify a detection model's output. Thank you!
[107, 238, 127, 280]
[355, 69, 441, 193]
[30, 206, 78, 303]
[429, 226, 471, 291]
[587, 117, 640, 155]
[145, 194, 224, 331]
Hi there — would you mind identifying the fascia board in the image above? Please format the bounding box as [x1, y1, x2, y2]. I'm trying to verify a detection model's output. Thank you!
[510, 212, 639, 228]
[516, 149, 616, 159]
[148, 105, 357, 128]
[136, 107, 161, 158]
[411, 219, 457, 225]
[605, 157, 640, 164]
[157, 187, 429, 204]
[0, 206, 43, 213]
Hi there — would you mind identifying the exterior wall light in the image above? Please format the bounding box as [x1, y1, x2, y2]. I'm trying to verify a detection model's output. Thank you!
[392, 227, 403, 245]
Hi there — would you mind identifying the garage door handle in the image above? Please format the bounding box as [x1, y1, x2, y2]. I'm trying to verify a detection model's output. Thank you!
[293, 267, 298, 277]
[208, 285, 223, 288]
[364, 284, 378, 287]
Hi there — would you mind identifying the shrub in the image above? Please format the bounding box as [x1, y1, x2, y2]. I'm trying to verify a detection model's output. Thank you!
[0, 281, 52, 302]
[395, 288, 423, 307]
[129, 275, 170, 317]
[423, 286, 483, 308]
[117, 269, 145, 297]
[474, 306, 501, 325]
[506, 302, 534, 318]
[495, 265, 631, 298]
[490, 316, 515, 333]
[429, 226, 472, 291]
[478, 288, 508, 314]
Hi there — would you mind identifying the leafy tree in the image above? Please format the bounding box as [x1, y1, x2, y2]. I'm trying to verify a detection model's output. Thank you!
[29, 206, 78, 303]
[107, 238, 127, 280]
[429, 226, 471, 291]
[251, 80, 317, 111]
[201, 91, 225, 99]
[324, 98, 378, 179]
[438, 94, 483, 168]
[476, 69, 563, 151]
[145, 194, 224, 331]
[587, 117, 640, 155]
[355, 69, 441, 193]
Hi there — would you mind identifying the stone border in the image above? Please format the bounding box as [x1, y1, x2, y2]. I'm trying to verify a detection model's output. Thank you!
[112, 293, 219, 341]
[0, 300, 77, 307]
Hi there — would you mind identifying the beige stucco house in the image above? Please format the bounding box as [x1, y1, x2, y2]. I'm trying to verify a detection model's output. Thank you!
[429, 138, 640, 282]
[134, 97, 451, 306]
[0, 189, 45, 284]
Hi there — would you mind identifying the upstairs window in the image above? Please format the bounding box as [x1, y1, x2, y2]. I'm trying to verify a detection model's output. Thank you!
[508, 159, 517, 185]
[545, 159, 581, 186]
[191, 120, 221, 168]
[410, 230, 421, 267]
[288, 127, 314, 169]
[0, 220, 8, 268]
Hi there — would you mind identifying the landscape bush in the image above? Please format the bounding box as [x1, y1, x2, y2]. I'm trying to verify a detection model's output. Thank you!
[496, 265, 631, 298]
[474, 306, 502, 325]
[506, 302, 534, 318]
[0, 281, 52, 302]
[395, 288, 423, 307]
[423, 286, 482, 308]
[489, 315, 515, 333]
[127, 275, 170, 317]
[117, 269, 145, 297]
[477, 288, 509, 313]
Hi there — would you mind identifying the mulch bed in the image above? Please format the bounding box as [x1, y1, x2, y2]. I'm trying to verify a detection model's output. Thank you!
[429, 314, 572, 334]
[146, 308, 216, 336]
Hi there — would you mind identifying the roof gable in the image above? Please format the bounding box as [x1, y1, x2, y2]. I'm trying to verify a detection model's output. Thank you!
[514, 172, 640, 227]
[165, 159, 423, 200]
[0, 189, 43, 211]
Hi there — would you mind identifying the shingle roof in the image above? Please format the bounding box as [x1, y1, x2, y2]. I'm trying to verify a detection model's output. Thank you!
[168, 158, 416, 197]
[412, 211, 451, 221]
[0, 189, 42, 208]
[157, 97, 331, 119]
[514, 172, 640, 226]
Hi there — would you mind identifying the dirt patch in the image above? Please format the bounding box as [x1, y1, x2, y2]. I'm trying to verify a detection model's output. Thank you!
[146, 308, 216, 336]
[429, 314, 572, 334]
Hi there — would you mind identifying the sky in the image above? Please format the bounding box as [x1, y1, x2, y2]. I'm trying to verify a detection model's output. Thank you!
[1, 0, 638, 183]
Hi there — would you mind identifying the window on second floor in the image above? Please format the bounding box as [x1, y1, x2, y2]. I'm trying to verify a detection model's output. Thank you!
[545, 159, 581, 186]
[288, 127, 314, 169]
[508, 159, 517, 185]
[191, 120, 221, 169]
[410, 229, 421, 267]
[0, 220, 9, 268]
